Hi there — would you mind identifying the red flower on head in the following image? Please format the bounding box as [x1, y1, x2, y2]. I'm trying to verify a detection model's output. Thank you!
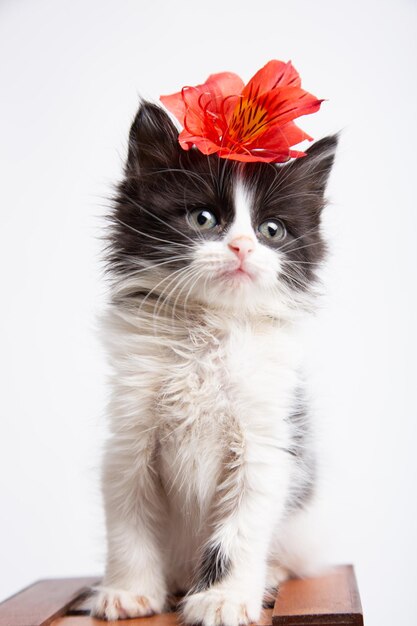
[160, 60, 324, 163]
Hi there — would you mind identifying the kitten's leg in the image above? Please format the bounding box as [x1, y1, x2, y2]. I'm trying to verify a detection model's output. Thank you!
[268, 498, 329, 581]
[91, 430, 168, 620]
[263, 562, 291, 606]
[182, 420, 292, 626]
[262, 499, 328, 610]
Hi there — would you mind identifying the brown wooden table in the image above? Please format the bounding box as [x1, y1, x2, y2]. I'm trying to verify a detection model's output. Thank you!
[0, 565, 363, 626]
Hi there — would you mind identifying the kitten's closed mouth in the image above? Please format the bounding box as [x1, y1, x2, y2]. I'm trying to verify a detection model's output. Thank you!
[219, 266, 253, 281]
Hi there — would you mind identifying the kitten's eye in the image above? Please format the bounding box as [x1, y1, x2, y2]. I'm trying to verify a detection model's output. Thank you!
[258, 219, 286, 241]
[188, 208, 218, 230]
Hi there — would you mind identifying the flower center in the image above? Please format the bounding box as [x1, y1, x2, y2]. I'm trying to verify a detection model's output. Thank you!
[227, 96, 269, 146]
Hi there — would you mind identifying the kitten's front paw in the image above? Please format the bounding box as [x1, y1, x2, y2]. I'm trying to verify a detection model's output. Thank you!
[91, 586, 166, 621]
[182, 588, 261, 626]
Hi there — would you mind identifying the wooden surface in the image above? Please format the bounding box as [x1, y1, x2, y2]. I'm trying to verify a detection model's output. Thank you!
[0, 577, 99, 626]
[0, 565, 363, 626]
[50, 611, 275, 626]
[273, 565, 363, 625]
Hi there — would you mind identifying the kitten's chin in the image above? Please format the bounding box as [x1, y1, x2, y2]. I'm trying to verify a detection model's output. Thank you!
[191, 271, 279, 315]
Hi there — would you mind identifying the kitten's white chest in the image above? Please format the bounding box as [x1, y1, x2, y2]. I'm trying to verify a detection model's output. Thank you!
[157, 319, 301, 512]
[158, 333, 231, 512]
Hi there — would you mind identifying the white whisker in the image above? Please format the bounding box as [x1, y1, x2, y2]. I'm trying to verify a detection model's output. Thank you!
[113, 217, 193, 249]
[126, 197, 198, 246]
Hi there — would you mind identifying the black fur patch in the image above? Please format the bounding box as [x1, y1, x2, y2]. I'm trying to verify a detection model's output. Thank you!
[192, 543, 231, 592]
[285, 389, 317, 512]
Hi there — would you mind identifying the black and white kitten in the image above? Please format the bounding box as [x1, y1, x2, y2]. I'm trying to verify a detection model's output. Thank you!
[92, 101, 337, 622]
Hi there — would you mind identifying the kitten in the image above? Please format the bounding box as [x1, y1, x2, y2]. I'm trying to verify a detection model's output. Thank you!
[92, 101, 337, 623]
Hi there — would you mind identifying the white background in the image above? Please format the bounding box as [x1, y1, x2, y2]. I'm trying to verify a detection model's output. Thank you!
[0, 1, 416, 624]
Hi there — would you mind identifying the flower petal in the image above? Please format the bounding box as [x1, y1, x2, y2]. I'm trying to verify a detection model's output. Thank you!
[204, 72, 245, 98]
[242, 60, 301, 101]
[161, 72, 243, 125]
[160, 92, 186, 124]
[217, 148, 293, 163]
[251, 121, 313, 150]
[191, 139, 223, 155]
[253, 86, 323, 128]
[181, 95, 225, 143]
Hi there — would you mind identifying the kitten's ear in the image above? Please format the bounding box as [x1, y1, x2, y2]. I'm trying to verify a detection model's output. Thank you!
[126, 100, 180, 172]
[295, 134, 339, 197]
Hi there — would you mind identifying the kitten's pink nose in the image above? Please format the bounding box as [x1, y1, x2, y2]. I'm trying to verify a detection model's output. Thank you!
[228, 236, 254, 261]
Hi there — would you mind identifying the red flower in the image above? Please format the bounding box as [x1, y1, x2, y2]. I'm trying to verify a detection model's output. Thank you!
[160, 60, 324, 163]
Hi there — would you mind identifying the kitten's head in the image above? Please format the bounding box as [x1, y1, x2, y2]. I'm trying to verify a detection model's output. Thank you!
[109, 101, 337, 317]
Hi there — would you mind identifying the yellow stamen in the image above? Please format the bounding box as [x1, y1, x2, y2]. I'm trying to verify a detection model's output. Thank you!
[228, 97, 269, 145]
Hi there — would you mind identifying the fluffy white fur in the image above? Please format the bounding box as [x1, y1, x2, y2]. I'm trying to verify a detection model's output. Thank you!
[92, 180, 324, 623]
